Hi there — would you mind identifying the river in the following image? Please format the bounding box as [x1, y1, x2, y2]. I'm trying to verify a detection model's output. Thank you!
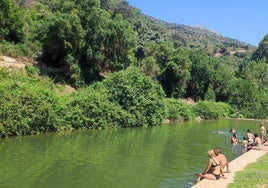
[0, 119, 262, 188]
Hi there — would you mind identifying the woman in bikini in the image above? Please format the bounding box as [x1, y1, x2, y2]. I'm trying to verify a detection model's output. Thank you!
[196, 150, 221, 184]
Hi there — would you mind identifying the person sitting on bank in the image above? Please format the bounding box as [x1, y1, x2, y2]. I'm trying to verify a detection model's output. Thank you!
[196, 150, 221, 184]
[252, 133, 263, 150]
[246, 129, 255, 147]
[214, 148, 230, 176]
[242, 136, 251, 152]
[242, 136, 249, 148]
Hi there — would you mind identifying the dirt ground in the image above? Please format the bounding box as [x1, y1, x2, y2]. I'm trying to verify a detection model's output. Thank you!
[0, 56, 27, 69]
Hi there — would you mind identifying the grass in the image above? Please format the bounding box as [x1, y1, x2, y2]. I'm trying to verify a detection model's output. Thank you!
[228, 153, 268, 188]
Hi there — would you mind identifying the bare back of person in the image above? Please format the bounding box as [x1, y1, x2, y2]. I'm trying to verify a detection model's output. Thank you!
[214, 148, 230, 174]
[252, 133, 263, 150]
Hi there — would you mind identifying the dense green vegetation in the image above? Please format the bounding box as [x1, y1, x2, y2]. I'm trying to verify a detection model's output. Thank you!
[0, 66, 166, 136]
[0, 65, 232, 137]
[1, 0, 268, 137]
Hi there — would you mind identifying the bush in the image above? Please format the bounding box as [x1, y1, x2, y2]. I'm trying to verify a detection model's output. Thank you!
[103, 66, 167, 126]
[192, 101, 232, 119]
[67, 83, 134, 129]
[0, 69, 67, 137]
[25, 64, 41, 76]
[67, 66, 169, 129]
[164, 98, 194, 121]
[215, 102, 233, 117]
[0, 66, 168, 136]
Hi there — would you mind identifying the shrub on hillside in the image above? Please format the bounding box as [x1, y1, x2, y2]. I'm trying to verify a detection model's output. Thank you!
[192, 101, 232, 119]
[67, 83, 134, 129]
[0, 69, 67, 137]
[67, 66, 167, 128]
[103, 66, 167, 126]
[164, 98, 194, 121]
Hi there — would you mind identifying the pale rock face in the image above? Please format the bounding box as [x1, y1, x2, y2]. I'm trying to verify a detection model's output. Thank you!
[0, 56, 25, 69]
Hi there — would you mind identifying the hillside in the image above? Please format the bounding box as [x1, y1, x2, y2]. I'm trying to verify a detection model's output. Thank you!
[132, 14, 255, 61]
[1, 0, 268, 124]
[12, 0, 256, 62]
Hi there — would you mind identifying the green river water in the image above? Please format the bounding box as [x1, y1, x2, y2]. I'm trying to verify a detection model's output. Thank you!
[0, 119, 262, 188]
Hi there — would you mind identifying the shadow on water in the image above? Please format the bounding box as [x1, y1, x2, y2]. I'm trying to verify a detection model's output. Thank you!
[0, 119, 262, 188]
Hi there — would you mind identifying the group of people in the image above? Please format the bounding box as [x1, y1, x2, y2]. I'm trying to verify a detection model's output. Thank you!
[231, 122, 267, 151]
[196, 122, 267, 184]
[195, 148, 229, 183]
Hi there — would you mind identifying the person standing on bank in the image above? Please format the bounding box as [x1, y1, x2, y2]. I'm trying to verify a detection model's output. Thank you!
[196, 150, 221, 184]
[259, 122, 266, 143]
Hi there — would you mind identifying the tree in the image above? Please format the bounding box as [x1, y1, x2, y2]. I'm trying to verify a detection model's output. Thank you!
[186, 50, 214, 101]
[252, 34, 268, 63]
[238, 60, 268, 91]
[137, 56, 160, 81]
[159, 48, 191, 98]
[228, 78, 261, 118]
[34, 0, 135, 85]
[78, 5, 136, 83]
[210, 59, 235, 102]
[0, 0, 25, 43]
[40, 12, 85, 85]
[101, 14, 137, 71]
[142, 41, 175, 69]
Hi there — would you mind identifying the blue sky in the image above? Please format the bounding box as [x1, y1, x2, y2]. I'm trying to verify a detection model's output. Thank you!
[127, 0, 268, 46]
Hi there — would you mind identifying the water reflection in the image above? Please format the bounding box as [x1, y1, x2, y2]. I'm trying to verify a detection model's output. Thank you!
[0, 119, 261, 188]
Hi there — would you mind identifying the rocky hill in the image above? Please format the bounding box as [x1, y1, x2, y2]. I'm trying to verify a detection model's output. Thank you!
[138, 15, 255, 59]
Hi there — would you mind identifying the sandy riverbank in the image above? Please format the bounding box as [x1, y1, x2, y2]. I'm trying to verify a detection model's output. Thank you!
[192, 146, 268, 188]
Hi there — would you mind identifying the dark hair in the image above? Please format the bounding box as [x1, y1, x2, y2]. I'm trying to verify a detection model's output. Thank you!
[254, 133, 258, 137]
[214, 148, 220, 155]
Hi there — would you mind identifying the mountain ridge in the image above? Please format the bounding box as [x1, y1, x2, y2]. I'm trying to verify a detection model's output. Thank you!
[144, 14, 254, 47]
[132, 13, 256, 62]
